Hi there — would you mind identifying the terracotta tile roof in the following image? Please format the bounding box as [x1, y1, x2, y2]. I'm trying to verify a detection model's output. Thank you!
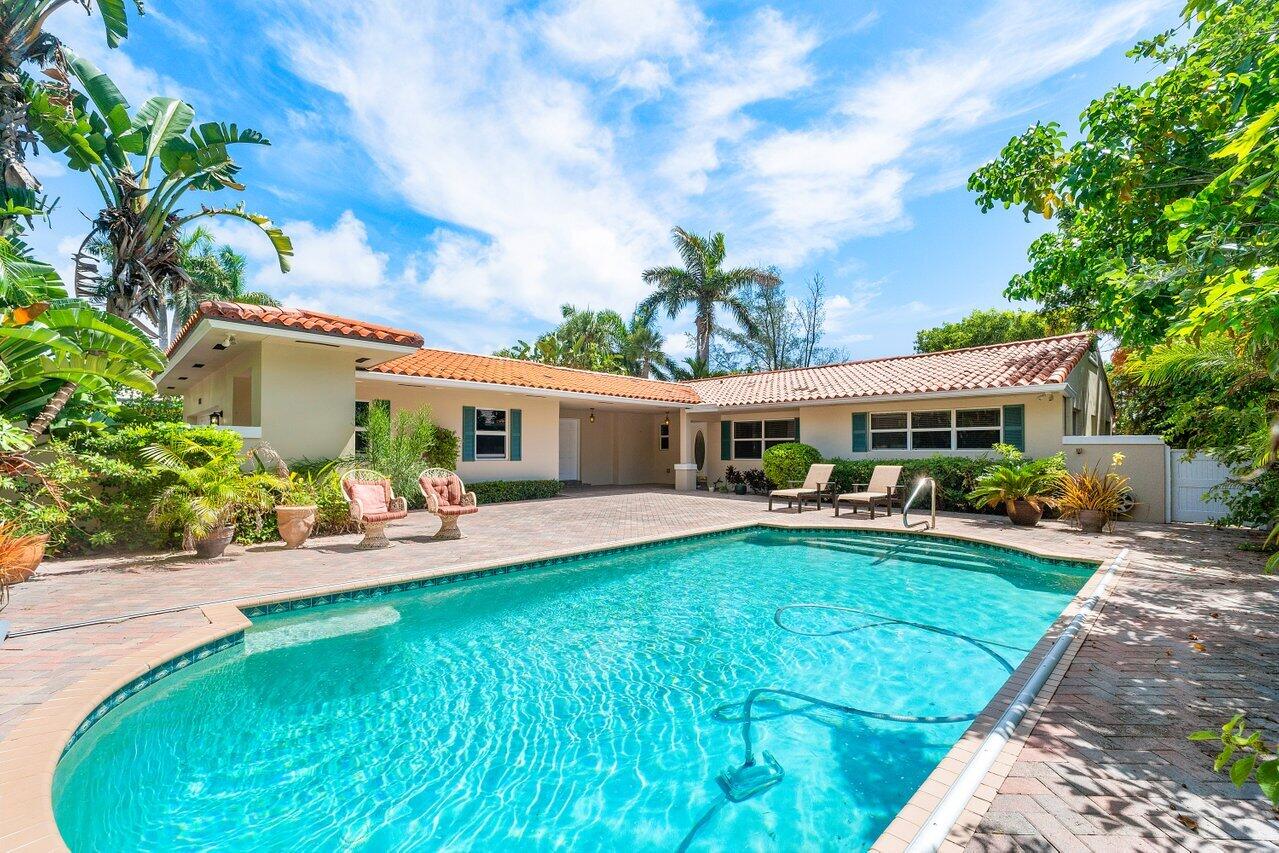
[166, 301, 424, 356]
[688, 333, 1094, 408]
[368, 348, 702, 404]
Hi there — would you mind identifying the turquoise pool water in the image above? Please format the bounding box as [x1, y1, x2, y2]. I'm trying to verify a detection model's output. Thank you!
[53, 529, 1094, 852]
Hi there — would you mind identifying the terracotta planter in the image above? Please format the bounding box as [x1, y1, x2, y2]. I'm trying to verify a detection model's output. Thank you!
[1007, 500, 1043, 527]
[2, 533, 49, 584]
[1076, 510, 1107, 533]
[275, 505, 318, 549]
[193, 525, 235, 559]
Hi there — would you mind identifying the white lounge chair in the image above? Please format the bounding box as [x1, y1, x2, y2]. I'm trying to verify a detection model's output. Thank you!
[768, 463, 835, 513]
[834, 465, 904, 519]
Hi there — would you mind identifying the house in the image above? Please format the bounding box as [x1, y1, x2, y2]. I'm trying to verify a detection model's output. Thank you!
[161, 299, 1121, 501]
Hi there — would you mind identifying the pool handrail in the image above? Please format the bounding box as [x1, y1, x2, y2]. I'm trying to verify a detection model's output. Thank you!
[903, 476, 936, 530]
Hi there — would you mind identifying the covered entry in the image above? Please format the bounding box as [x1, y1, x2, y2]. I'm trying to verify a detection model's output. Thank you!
[559, 404, 682, 486]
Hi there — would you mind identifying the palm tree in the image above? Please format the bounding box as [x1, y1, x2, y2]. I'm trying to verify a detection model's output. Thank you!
[169, 229, 278, 342]
[668, 356, 714, 381]
[619, 305, 675, 379]
[1, 0, 141, 230]
[28, 53, 291, 340]
[640, 227, 777, 365]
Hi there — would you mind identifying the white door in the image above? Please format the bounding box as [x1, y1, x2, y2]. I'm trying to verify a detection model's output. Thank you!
[1170, 450, 1232, 523]
[558, 418, 580, 481]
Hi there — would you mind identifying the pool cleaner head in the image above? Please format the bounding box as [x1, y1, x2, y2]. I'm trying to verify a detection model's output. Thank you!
[716, 751, 784, 802]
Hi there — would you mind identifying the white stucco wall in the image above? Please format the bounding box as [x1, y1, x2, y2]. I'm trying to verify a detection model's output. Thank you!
[354, 379, 561, 482]
[258, 341, 358, 461]
[560, 407, 678, 485]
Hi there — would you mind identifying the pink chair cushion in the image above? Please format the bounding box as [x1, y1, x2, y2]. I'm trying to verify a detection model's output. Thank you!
[346, 481, 389, 514]
[362, 509, 408, 523]
[435, 505, 478, 516]
[422, 475, 463, 507]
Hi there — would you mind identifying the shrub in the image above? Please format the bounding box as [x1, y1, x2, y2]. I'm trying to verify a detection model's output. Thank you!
[362, 405, 460, 509]
[826, 455, 999, 513]
[471, 479, 563, 504]
[763, 442, 823, 488]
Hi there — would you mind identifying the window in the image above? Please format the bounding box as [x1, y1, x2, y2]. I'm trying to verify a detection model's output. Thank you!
[474, 408, 508, 459]
[870, 412, 908, 450]
[354, 399, 389, 454]
[659, 422, 670, 451]
[733, 418, 796, 459]
[956, 408, 1001, 449]
[910, 410, 952, 449]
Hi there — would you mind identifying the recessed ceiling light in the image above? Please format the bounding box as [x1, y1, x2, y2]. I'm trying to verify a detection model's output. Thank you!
[177, 376, 188, 380]
[192, 363, 205, 368]
[166, 386, 175, 390]
[355, 357, 370, 364]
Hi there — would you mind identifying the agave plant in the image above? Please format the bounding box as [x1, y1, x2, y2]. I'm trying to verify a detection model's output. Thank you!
[27, 52, 291, 339]
[143, 435, 277, 543]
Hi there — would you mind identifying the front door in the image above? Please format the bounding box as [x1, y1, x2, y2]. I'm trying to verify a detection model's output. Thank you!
[558, 418, 580, 481]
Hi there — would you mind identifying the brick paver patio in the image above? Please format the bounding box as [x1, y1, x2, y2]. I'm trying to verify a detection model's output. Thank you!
[1, 488, 1274, 850]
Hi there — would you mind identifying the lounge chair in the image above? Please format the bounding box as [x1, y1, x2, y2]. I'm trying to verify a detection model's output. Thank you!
[834, 465, 904, 519]
[341, 469, 408, 549]
[768, 463, 835, 513]
[418, 468, 478, 540]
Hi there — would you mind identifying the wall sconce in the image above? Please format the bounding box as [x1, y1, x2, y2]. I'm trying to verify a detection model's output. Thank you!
[663, 412, 670, 427]
[209, 410, 224, 426]
[589, 409, 595, 424]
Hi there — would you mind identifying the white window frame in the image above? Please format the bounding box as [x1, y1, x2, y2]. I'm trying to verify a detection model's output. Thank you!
[731, 418, 797, 460]
[865, 407, 1005, 452]
[474, 407, 509, 460]
[909, 409, 953, 451]
[870, 411, 909, 450]
[954, 407, 1003, 450]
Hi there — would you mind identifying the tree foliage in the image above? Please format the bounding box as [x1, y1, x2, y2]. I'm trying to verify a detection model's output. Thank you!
[914, 308, 1077, 353]
[640, 227, 776, 365]
[718, 271, 845, 371]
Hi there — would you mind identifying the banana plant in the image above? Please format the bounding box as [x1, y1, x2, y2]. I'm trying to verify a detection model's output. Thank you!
[1, 0, 143, 227]
[27, 51, 292, 339]
[0, 237, 163, 435]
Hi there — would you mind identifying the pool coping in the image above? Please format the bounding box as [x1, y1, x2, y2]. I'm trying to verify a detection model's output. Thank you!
[0, 518, 1113, 852]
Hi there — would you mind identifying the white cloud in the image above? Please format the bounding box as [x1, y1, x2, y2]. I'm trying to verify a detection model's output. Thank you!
[540, 0, 703, 71]
[737, 0, 1172, 261]
[206, 211, 400, 319]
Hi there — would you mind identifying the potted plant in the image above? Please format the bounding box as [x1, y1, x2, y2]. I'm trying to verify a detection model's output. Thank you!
[144, 437, 276, 558]
[744, 468, 770, 495]
[274, 472, 321, 549]
[0, 521, 51, 586]
[725, 466, 747, 495]
[1058, 452, 1131, 533]
[967, 445, 1065, 527]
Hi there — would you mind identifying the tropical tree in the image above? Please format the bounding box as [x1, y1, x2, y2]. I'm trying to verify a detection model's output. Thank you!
[618, 306, 674, 379]
[1, 0, 142, 229]
[168, 228, 277, 341]
[27, 52, 291, 340]
[495, 304, 627, 372]
[915, 308, 1078, 353]
[0, 237, 163, 437]
[640, 227, 777, 365]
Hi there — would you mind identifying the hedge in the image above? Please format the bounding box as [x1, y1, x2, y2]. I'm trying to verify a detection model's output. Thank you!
[825, 455, 1000, 514]
[471, 479, 564, 504]
[763, 442, 823, 489]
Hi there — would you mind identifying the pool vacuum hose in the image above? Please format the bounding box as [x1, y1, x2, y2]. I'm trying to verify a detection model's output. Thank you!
[678, 604, 1020, 851]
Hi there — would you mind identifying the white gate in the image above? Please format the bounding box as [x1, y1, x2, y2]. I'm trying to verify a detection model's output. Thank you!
[1169, 450, 1232, 523]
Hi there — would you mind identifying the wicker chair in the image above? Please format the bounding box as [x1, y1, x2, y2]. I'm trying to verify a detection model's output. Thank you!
[418, 468, 478, 540]
[340, 469, 408, 549]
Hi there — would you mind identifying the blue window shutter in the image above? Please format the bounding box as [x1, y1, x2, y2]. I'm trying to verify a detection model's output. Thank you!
[462, 406, 475, 462]
[851, 412, 868, 452]
[721, 421, 732, 460]
[793, 417, 801, 443]
[1003, 404, 1025, 452]
[510, 409, 522, 461]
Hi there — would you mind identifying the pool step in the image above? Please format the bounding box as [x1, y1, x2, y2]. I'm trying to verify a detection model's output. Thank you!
[799, 537, 1012, 575]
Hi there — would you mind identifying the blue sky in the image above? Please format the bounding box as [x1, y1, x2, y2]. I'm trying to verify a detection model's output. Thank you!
[27, 0, 1177, 359]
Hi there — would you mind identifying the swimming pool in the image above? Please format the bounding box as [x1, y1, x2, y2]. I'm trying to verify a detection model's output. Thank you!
[53, 528, 1095, 851]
